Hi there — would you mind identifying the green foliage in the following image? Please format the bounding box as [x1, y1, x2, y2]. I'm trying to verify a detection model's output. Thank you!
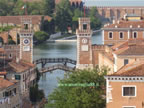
[34, 31, 50, 43]
[41, 18, 55, 34]
[0, 0, 44, 16]
[45, 66, 108, 108]
[44, 0, 55, 16]
[89, 7, 102, 30]
[72, 8, 84, 32]
[30, 84, 45, 103]
[55, 0, 72, 33]
[0, 26, 14, 33]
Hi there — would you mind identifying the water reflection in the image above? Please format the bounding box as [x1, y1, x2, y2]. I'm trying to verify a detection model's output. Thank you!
[33, 31, 102, 97]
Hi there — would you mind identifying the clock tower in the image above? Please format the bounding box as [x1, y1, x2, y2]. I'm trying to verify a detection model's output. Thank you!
[19, 17, 33, 63]
[76, 17, 93, 69]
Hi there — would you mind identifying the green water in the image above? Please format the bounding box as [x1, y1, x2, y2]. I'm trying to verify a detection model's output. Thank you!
[33, 31, 102, 97]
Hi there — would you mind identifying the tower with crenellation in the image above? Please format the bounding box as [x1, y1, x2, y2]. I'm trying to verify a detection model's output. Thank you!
[76, 17, 93, 69]
[19, 17, 33, 63]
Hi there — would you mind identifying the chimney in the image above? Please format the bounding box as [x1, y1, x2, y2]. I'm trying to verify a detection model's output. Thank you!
[113, 20, 115, 24]
[117, 20, 120, 24]
[138, 25, 140, 28]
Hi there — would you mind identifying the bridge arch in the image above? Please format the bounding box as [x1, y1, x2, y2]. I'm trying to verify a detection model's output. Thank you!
[38, 64, 75, 73]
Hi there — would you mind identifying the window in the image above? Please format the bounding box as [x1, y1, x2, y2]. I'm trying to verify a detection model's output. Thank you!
[119, 32, 124, 39]
[83, 24, 87, 30]
[122, 86, 136, 96]
[124, 59, 129, 65]
[133, 32, 137, 38]
[109, 32, 113, 39]
[14, 88, 16, 94]
[15, 75, 21, 80]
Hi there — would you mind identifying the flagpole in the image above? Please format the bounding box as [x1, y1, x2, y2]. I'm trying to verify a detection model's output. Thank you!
[25, 5, 27, 15]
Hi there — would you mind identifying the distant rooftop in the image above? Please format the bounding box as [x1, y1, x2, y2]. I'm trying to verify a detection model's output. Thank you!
[83, 0, 144, 7]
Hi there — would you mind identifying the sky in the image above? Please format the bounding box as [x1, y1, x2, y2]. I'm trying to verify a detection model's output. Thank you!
[83, 0, 144, 7]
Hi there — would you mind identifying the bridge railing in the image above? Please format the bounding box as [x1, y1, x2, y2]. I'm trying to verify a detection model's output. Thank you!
[33, 58, 77, 65]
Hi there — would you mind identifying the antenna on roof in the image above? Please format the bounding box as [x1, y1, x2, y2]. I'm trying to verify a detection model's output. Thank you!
[83, 0, 86, 17]
[81, 0, 86, 17]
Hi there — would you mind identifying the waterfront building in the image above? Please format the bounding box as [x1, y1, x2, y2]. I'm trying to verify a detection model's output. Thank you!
[76, 17, 144, 74]
[76, 17, 113, 70]
[0, 16, 37, 107]
[0, 78, 21, 108]
[105, 61, 144, 108]
[102, 14, 144, 45]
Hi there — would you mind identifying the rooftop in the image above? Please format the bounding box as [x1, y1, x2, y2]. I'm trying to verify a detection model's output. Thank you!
[0, 78, 15, 89]
[108, 61, 144, 77]
[103, 20, 144, 29]
[9, 60, 35, 73]
[112, 39, 144, 56]
[0, 15, 51, 25]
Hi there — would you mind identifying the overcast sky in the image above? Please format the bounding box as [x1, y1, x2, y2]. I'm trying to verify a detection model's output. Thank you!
[83, 0, 144, 6]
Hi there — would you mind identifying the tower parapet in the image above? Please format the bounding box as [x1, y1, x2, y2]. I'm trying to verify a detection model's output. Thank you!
[76, 17, 93, 69]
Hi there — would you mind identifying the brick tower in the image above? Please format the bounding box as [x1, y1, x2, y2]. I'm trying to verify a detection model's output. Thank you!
[76, 17, 93, 69]
[19, 17, 33, 63]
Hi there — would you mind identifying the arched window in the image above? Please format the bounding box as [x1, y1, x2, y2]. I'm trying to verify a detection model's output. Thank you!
[133, 32, 137, 38]
[119, 32, 124, 39]
[109, 32, 113, 39]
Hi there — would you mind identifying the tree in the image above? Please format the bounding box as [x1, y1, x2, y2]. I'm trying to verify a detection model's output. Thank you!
[89, 7, 102, 30]
[44, 0, 55, 16]
[72, 8, 84, 32]
[55, 0, 72, 33]
[45, 66, 109, 108]
[30, 84, 45, 103]
[34, 31, 50, 43]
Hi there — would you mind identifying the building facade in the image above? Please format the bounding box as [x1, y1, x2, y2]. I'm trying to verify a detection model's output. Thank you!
[0, 78, 21, 108]
[76, 18, 144, 74]
[105, 61, 144, 108]
[102, 15, 144, 45]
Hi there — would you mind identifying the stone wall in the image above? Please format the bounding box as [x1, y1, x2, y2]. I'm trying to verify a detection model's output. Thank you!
[95, 6, 144, 21]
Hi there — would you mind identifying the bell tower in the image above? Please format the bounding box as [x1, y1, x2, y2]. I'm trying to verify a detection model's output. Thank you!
[19, 17, 33, 63]
[76, 17, 93, 69]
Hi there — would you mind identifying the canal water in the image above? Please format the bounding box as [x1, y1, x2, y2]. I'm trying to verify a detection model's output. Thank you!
[33, 31, 102, 98]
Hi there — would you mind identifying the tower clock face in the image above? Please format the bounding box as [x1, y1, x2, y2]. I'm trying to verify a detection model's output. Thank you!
[23, 38, 30, 45]
[82, 38, 88, 44]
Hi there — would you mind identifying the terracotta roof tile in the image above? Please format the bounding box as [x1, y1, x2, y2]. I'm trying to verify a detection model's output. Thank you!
[0, 78, 15, 89]
[9, 60, 35, 73]
[0, 15, 51, 25]
[108, 61, 144, 76]
[0, 71, 7, 75]
[113, 39, 144, 55]
[103, 20, 144, 28]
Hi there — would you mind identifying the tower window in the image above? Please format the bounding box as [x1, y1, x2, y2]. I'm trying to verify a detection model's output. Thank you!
[83, 24, 87, 30]
[109, 32, 113, 39]
[119, 32, 124, 39]
[133, 32, 137, 38]
[24, 24, 28, 29]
